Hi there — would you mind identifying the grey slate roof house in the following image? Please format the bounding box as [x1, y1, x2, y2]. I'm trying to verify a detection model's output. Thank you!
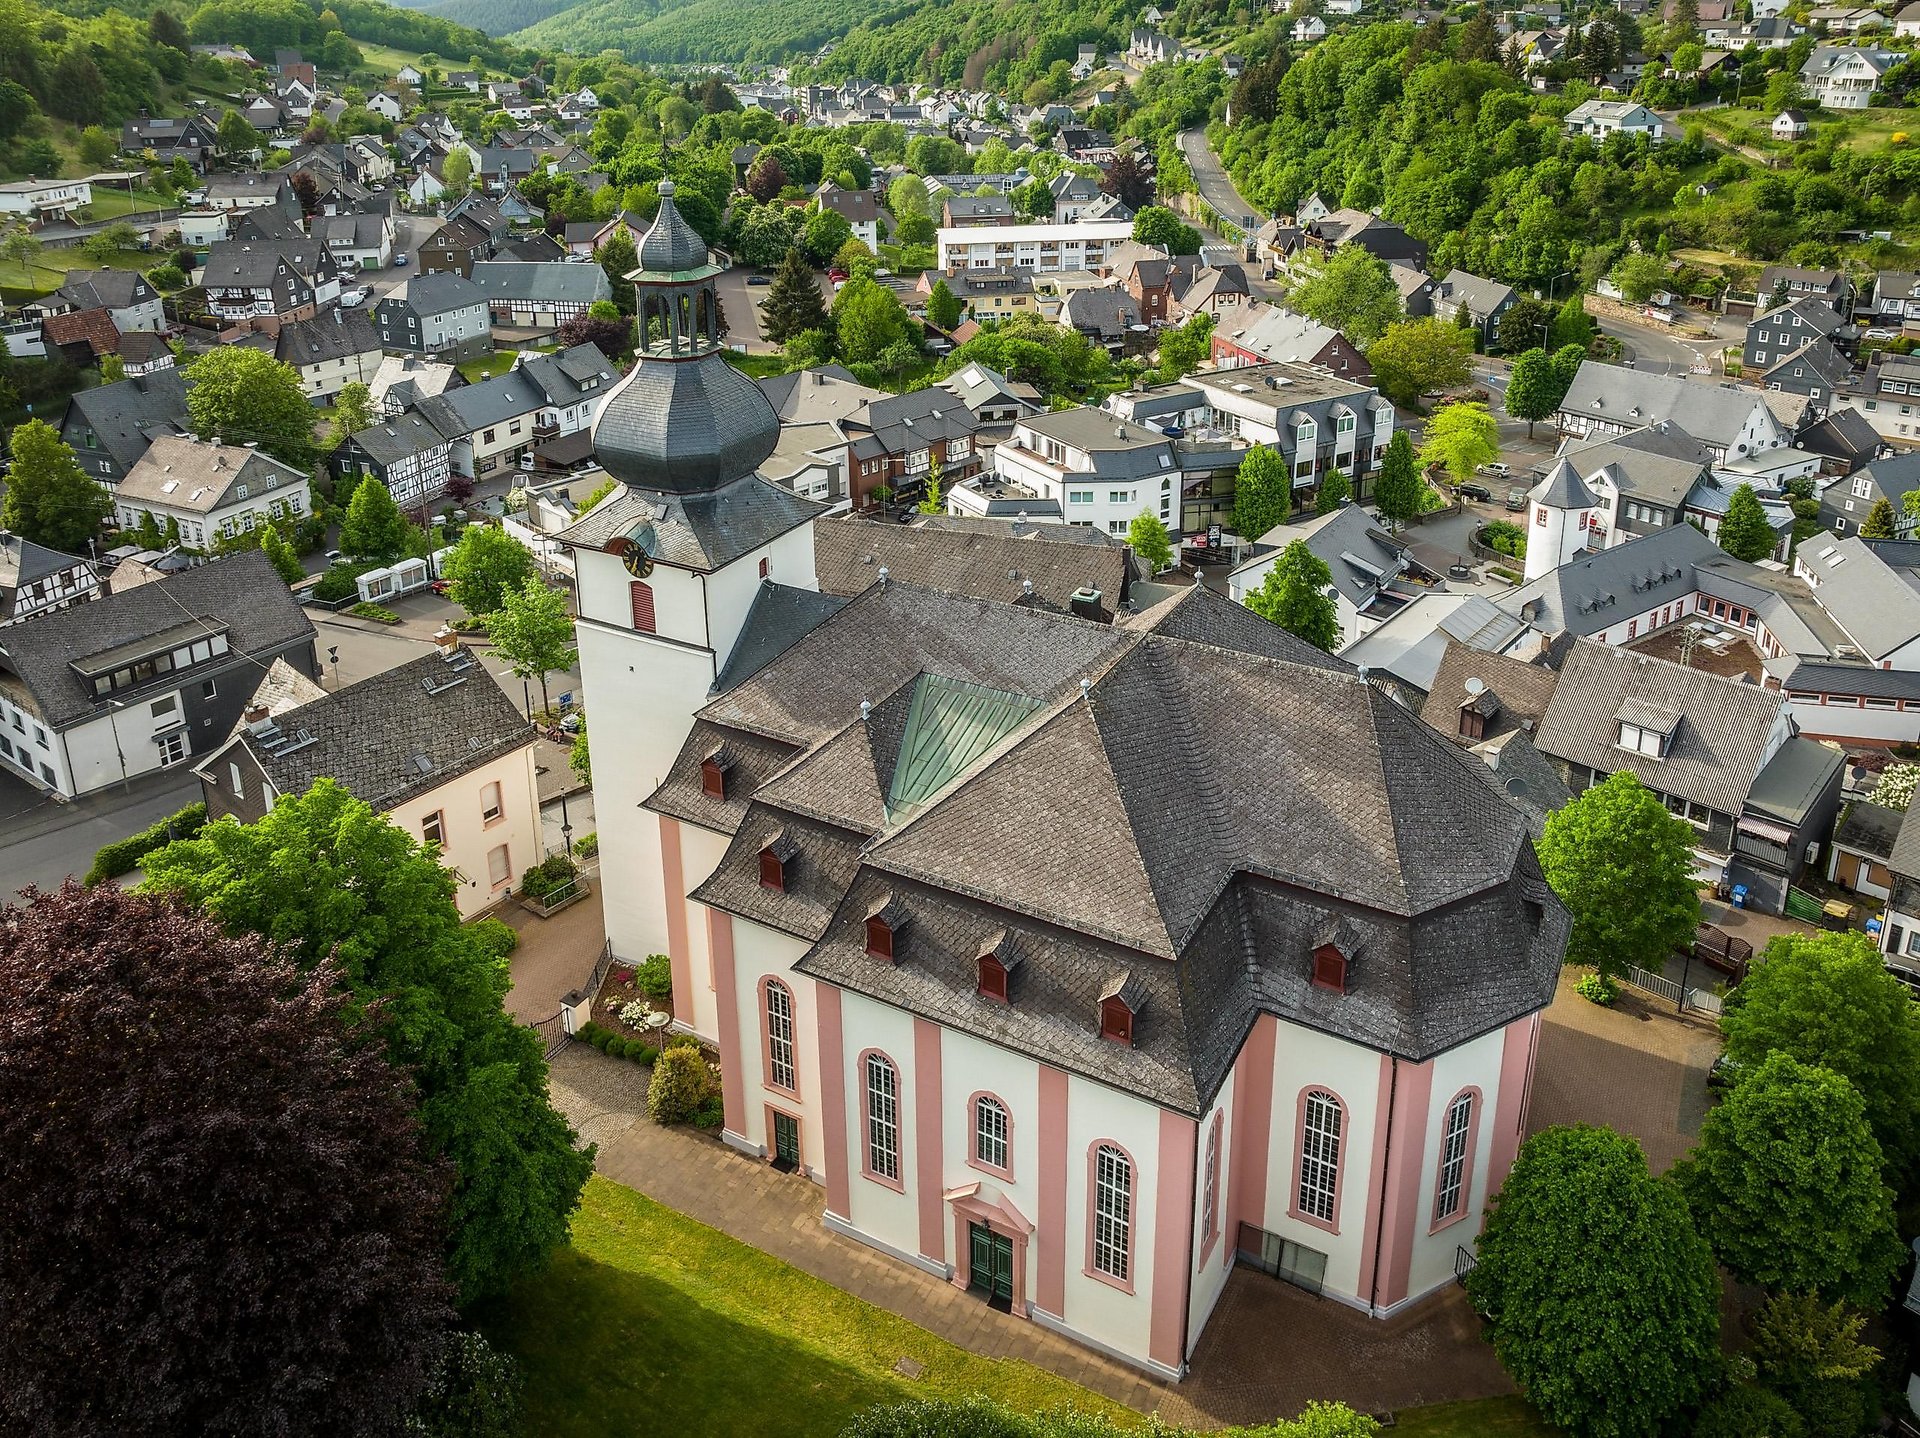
[374, 273, 492, 360]
[0, 532, 97, 627]
[468, 259, 612, 327]
[813, 512, 1135, 613]
[1533, 638, 1841, 908]
[0, 551, 317, 798]
[197, 648, 533, 826]
[1819, 450, 1920, 536]
[331, 411, 457, 509]
[1431, 271, 1518, 349]
[59, 370, 191, 485]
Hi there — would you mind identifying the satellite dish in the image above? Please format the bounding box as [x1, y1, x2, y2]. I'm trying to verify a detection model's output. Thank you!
[1506, 777, 1530, 798]
[1465, 676, 1486, 696]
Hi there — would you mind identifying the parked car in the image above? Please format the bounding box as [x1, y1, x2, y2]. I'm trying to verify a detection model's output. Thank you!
[1456, 481, 1493, 502]
[1504, 487, 1530, 511]
[747, 273, 771, 286]
[393, 253, 408, 267]
[1476, 461, 1512, 478]
[338, 287, 370, 309]
[1864, 327, 1898, 341]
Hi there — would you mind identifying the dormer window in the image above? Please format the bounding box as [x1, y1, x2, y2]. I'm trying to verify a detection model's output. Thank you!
[1312, 944, 1348, 993]
[699, 744, 735, 799]
[1615, 699, 1680, 759]
[1099, 972, 1146, 1044]
[758, 830, 796, 891]
[866, 895, 906, 961]
[976, 928, 1024, 1003]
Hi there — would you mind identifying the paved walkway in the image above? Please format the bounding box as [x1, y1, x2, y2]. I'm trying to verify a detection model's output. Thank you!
[504, 883, 607, 1024]
[1527, 968, 1721, 1174]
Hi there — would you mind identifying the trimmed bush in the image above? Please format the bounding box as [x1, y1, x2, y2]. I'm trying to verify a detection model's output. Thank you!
[467, 916, 519, 961]
[516, 854, 578, 903]
[349, 601, 401, 623]
[663, 1032, 702, 1054]
[634, 1044, 659, 1066]
[589, 1027, 614, 1052]
[576, 1022, 604, 1046]
[84, 802, 208, 885]
[1576, 971, 1619, 1006]
[648, 1045, 711, 1125]
[1693, 1384, 1805, 1438]
[692, 1091, 725, 1129]
[636, 952, 673, 1000]
[572, 831, 598, 858]
[312, 562, 375, 603]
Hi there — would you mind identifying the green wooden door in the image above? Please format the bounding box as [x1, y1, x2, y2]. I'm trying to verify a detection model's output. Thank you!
[771, 1111, 800, 1171]
[967, 1223, 1013, 1308]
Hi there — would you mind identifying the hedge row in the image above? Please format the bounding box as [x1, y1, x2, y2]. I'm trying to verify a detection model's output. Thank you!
[577, 1021, 659, 1066]
[84, 802, 208, 886]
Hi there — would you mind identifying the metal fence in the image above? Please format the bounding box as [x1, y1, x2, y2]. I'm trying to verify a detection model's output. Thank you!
[1622, 965, 1723, 1016]
[531, 1011, 567, 1058]
[530, 939, 618, 1060]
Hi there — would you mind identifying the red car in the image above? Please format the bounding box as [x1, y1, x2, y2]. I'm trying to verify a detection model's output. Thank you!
[430, 578, 452, 596]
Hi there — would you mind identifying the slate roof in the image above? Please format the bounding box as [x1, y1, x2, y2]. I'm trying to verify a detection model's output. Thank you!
[1213, 302, 1349, 364]
[1558, 362, 1780, 451]
[1236, 505, 1414, 611]
[1532, 457, 1597, 509]
[226, 647, 531, 811]
[714, 582, 851, 693]
[56, 271, 152, 312]
[274, 308, 380, 368]
[1557, 423, 1716, 509]
[650, 579, 1565, 1112]
[63, 370, 191, 473]
[1795, 535, 1920, 660]
[1534, 639, 1785, 814]
[469, 259, 612, 306]
[1835, 798, 1904, 862]
[1015, 407, 1177, 478]
[347, 411, 455, 466]
[117, 437, 307, 515]
[558, 475, 826, 575]
[0, 551, 312, 730]
[813, 513, 1133, 612]
[386, 272, 487, 318]
[1418, 639, 1562, 746]
[1500, 522, 1722, 636]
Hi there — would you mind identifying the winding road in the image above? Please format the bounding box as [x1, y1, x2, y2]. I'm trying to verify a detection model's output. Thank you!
[1179, 127, 1261, 232]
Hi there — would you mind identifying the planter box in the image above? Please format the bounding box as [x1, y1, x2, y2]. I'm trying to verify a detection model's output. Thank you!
[515, 878, 590, 919]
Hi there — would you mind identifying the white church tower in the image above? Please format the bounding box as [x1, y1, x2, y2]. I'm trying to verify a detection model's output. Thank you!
[560, 180, 824, 1002]
[1522, 457, 1598, 582]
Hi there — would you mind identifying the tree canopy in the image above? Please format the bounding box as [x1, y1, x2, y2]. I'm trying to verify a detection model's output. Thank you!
[184, 346, 317, 470]
[1232, 444, 1291, 541]
[1415, 401, 1500, 485]
[0, 418, 112, 554]
[1720, 930, 1920, 1181]
[1672, 1052, 1901, 1306]
[1718, 483, 1777, 561]
[487, 576, 577, 716]
[0, 882, 453, 1435]
[442, 523, 538, 617]
[1467, 1125, 1720, 1438]
[1372, 430, 1425, 530]
[1245, 540, 1339, 651]
[140, 781, 594, 1303]
[1367, 318, 1472, 404]
[762, 244, 829, 344]
[340, 477, 415, 564]
[1536, 771, 1700, 980]
[1288, 245, 1402, 347]
[1126, 510, 1173, 573]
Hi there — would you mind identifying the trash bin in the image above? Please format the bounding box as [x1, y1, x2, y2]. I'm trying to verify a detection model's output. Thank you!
[1731, 884, 1748, 909]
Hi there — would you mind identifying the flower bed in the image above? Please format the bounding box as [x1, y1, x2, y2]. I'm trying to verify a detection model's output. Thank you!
[514, 854, 588, 917]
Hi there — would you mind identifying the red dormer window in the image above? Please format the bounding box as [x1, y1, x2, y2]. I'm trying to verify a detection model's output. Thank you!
[866, 915, 894, 960]
[759, 848, 785, 891]
[978, 953, 1008, 1002]
[1099, 995, 1134, 1045]
[699, 749, 732, 800]
[1312, 944, 1348, 994]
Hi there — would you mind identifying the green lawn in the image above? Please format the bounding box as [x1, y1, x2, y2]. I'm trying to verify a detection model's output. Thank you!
[458, 349, 532, 382]
[721, 348, 792, 380]
[1396, 1395, 1558, 1436]
[477, 1176, 1134, 1438]
[481, 1176, 1553, 1438]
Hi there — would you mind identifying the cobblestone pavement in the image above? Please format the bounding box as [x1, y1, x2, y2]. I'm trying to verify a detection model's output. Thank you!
[503, 883, 607, 1025]
[1527, 967, 1721, 1174]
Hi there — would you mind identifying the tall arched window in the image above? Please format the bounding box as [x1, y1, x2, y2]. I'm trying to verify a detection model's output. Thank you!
[1296, 1089, 1343, 1227]
[973, 1094, 1009, 1173]
[762, 979, 795, 1094]
[1201, 1111, 1222, 1244]
[1432, 1090, 1476, 1225]
[1091, 1143, 1132, 1282]
[863, 1052, 900, 1183]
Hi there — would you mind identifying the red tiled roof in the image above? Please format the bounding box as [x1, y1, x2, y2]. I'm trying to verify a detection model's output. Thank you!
[41, 307, 121, 356]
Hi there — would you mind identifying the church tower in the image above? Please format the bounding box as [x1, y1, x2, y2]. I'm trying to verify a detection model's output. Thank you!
[561, 179, 825, 985]
[1522, 457, 1598, 583]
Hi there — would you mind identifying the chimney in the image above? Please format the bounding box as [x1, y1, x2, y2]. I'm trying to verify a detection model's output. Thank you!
[1070, 587, 1104, 621]
[433, 625, 461, 652]
[243, 701, 270, 725]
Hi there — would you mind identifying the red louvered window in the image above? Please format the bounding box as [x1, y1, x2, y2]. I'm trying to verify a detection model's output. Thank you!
[630, 580, 655, 633]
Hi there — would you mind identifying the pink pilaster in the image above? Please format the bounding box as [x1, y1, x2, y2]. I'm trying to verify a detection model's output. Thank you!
[1035, 1063, 1069, 1315]
[658, 814, 691, 1007]
[1226, 1013, 1277, 1241]
[913, 1016, 945, 1265]
[1376, 1057, 1435, 1309]
[1149, 1108, 1198, 1374]
[706, 908, 747, 1136]
[1486, 1014, 1540, 1196]
[1355, 1052, 1396, 1303]
[816, 985, 851, 1220]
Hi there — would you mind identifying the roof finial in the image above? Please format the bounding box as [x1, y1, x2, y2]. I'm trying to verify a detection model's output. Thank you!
[860, 699, 872, 723]
[657, 177, 675, 198]
[878, 565, 890, 586]
[1080, 676, 1092, 701]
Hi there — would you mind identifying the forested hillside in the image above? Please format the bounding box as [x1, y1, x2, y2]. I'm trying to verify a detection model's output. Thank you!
[386, 0, 575, 37]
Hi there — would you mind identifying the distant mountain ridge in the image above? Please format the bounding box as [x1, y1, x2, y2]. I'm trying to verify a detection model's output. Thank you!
[383, 0, 588, 39]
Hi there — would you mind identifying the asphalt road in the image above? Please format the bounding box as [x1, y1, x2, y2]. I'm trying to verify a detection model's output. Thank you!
[0, 765, 200, 900]
[1179, 127, 1260, 232]
[1597, 316, 1722, 378]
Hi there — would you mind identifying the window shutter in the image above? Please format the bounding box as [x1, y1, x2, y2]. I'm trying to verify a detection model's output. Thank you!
[630, 580, 655, 633]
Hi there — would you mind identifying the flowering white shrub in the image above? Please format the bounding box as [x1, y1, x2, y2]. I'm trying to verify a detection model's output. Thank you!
[619, 999, 651, 1026]
[1872, 764, 1920, 812]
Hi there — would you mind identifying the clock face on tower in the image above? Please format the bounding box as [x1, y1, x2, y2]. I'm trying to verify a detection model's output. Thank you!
[614, 522, 658, 578]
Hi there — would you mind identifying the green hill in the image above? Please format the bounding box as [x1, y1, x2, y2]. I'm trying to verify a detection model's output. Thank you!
[512, 0, 901, 65]
[385, 0, 585, 40]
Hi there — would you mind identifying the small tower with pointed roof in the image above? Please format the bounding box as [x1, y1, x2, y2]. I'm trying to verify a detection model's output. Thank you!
[1523, 457, 1598, 583]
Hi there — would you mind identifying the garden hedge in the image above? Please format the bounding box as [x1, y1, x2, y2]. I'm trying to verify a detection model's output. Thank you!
[84, 802, 208, 886]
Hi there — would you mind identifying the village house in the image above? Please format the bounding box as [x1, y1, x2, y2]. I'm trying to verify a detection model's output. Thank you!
[112, 436, 310, 551]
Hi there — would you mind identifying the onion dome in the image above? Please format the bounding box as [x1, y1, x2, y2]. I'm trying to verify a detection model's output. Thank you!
[591, 355, 782, 494]
[636, 179, 713, 277]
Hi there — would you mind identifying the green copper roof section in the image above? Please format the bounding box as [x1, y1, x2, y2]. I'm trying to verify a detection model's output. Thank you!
[886, 673, 1042, 815]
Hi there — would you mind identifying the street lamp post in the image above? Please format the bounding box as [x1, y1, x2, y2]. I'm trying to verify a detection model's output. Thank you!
[1545, 269, 1574, 302]
[105, 699, 131, 796]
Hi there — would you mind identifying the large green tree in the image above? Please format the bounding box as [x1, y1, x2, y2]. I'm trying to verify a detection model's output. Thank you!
[1416, 401, 1500, 486]
[487, 576, 577, 717]
[1288, 245, 1402, 347]
[1126, 510, 1173, 573]
[1504, 348, 1562, 437]
[1372, 430, 1425, 531]
[1672, 1052, 1901, 1306]
[1859, 495, 1897, 540]
[1548, 295, 1595, 352]
[761, 244, 828, 344]
[1232, 443, 1291, 541]
[0, 882, 453, 1435]
[1366, 318, 1472, 405]
[831, 276, 912, 364]
[184, 347, 316, 469]
[334, 380, 376, 440]
[141, 781, 594, 1304]
[0, 418, 112, 554]
[1721, 930, 1920, 1180]
[1495, 297, 1555, 355]
[1536, 771, 1700, 981]
[1466, 1126, 1720, 1438]
[441, 523, 537, 617]
[1245, 540, 1339, 651]
[1718, 483, 1777, 561]
[924, 277, 963, 332]
[340, 477, 414, 564]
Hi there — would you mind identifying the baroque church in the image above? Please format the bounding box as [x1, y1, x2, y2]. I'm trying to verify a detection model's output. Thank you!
[562, 182, 1568, 1379]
